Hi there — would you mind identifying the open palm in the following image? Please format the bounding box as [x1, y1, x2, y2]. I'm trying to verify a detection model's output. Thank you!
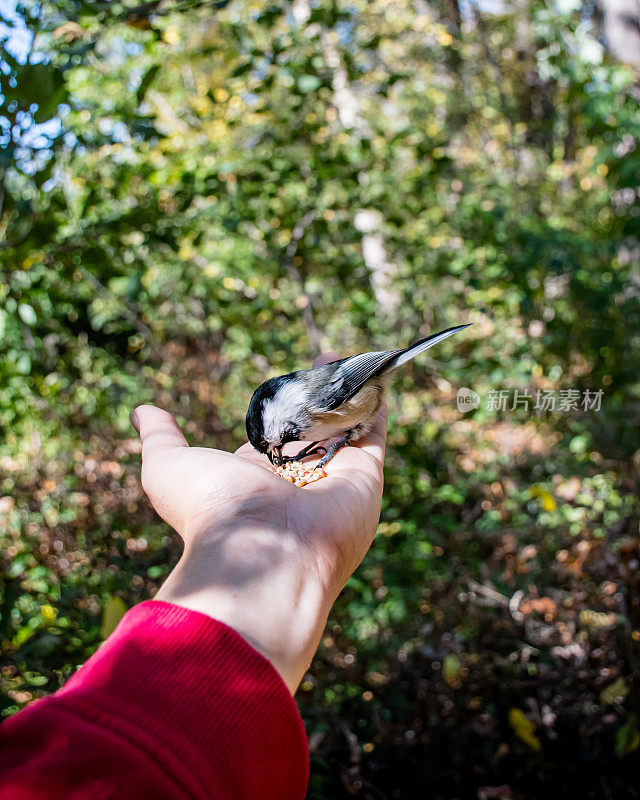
[132, 355, 387, 599]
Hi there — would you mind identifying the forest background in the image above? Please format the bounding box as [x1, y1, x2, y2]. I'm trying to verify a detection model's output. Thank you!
[1, 0, 640, 797]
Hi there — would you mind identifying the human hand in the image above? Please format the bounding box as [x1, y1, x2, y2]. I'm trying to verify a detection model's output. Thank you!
[130, 354, 387, 693]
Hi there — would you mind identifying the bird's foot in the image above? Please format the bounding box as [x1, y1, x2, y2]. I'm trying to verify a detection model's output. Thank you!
[280, 441, 327, 464]
[316, 435, 352, 469]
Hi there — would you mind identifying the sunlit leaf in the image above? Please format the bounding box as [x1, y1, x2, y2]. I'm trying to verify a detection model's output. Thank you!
[616, 716, 640, 758]
[600, 676, 629, 705]
[101, 597, 128, 639]
[443, 654, 461, 687]
[17, 304, 37, 326]
[530, 486, 557, 512]
[509, 708, 542, 751]
[40, 604, 58, 623]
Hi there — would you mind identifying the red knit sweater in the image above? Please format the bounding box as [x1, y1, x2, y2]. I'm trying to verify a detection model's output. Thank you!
[0, 601, 309, 799]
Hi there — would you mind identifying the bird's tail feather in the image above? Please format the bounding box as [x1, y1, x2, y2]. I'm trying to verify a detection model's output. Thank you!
[383, 323, 472, 373]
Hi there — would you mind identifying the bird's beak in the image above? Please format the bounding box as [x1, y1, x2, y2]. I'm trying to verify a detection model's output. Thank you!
[267, 446, 282, 466]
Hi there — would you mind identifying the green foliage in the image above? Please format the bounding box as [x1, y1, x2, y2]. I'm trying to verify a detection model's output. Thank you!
[1, 0, 640, 796]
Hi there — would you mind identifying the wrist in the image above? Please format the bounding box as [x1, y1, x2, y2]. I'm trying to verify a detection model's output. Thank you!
[155, 521, 333, 693]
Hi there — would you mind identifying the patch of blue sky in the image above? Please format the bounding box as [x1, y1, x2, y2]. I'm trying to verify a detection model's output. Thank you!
[0, 0, 33, 63]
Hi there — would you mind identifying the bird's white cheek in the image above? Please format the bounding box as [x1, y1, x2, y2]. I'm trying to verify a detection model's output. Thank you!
[261, 400, 281, 442]
[261, 383, 308, 442]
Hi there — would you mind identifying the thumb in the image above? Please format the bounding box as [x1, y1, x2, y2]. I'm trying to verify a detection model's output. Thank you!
[130, 405, 189, 532]
[131, 405, 189, 463]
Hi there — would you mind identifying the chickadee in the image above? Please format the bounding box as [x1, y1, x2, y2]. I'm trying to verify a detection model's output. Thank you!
[246, 323, 471, 468]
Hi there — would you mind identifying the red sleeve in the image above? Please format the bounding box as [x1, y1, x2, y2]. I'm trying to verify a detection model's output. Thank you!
[0, 600, 309, 800]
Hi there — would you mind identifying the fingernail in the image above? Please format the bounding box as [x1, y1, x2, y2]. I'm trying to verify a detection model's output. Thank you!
[129, 409, 140, 435]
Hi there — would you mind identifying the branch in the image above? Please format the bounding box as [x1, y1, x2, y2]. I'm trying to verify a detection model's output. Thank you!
[467, 1, 511, 117]
[76, 264, 154, 340]
[282, 210, 326, 357]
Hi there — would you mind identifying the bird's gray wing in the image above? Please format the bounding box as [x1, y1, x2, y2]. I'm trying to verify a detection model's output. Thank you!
[314, 324, 472, 412]
[317, 350, 399, 411]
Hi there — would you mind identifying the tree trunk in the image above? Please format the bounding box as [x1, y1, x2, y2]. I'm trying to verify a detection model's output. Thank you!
[599, 0, 640, 66]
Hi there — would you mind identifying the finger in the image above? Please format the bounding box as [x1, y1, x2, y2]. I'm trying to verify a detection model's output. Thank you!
[235, 441, 270, 465]
[313, 351, 340, 368]
[132, 405, 189, 461]
[235, 441, 258, 457]
[318, 402, 388, 488]
[357, 401, 388, 462]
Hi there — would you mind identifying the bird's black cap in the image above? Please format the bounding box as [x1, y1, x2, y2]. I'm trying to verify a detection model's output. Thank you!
[245, 375, 289, 452]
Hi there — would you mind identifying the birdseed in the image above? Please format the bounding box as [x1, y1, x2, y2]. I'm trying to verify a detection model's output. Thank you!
[271, 460, 327, 487]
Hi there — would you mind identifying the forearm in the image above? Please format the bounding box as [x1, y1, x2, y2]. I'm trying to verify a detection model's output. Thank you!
[156, 522, 334, 694]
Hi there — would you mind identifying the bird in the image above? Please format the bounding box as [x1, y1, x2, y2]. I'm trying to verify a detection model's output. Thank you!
[246, 323, 472, 469]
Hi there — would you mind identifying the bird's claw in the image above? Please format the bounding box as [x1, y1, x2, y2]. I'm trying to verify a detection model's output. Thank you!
[280, 444, 327, 464]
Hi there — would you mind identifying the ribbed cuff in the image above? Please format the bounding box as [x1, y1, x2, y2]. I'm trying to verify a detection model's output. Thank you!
[54, 600, 309, 800]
